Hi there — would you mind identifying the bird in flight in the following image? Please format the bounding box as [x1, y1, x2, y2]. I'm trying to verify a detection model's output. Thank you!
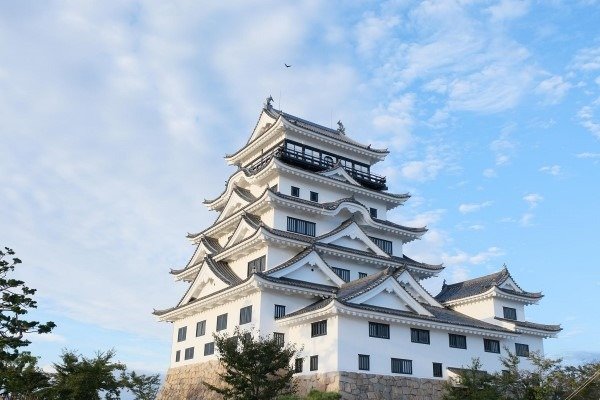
[285, 63, 292, 68]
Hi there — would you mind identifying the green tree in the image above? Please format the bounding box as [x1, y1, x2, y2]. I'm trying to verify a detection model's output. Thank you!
[443, 358, 501, 400]
[124, 370, 161, 400]
[204, 328, 299, 400]
[0, 351, 51, 399]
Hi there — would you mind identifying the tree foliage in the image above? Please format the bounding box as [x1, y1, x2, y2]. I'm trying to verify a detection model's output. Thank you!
[0, 351, 51, 399]
[125, 370, 161, 400]
[205, 328, 299, 400]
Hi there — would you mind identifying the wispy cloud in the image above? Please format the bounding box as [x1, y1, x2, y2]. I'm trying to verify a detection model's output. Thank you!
[443, 246, 504, 266]
[539, 165, 561, 176]
[535, 75, 571, 104]
[523, 193, 544, 208]
[491, 125, 518, 165]
[458, 201, 493, 214]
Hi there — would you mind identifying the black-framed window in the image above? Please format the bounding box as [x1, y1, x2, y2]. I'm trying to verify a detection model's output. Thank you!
[449, 334, 467, 349]
[274, 304, 286, 319]
[216, 313, 228, 331]
[204, 342, 215, 356]
[196, 320, 206, 337]
[287, 217, 316, 236]
[184, 347, 194, 360]
[503, 307, 517, 320]
[370, 208, 378, 218]
[359, 272, 368, 279]
[331, 266, 350, 282]
[310, 191, 319, 202]
[484, 339, 501, 354]
[358, 354, 370, 371]
[311, 320, 327, 337]
[295, 358, 303, 373]
[240, 306, 252, 325]
[391, 358, 412, 374]
[175, 350, 181, 362]
[177, 326, 187, 342]
[274, 332, 284, 347]
[411, 328, 430, 344]
[369, 236, 393, 254]
[433, 362, 443, 378]
[515, 343, 530, 357]
[247, 255, 266, 276]
[291, 186, 300, 197]
[310, 356, 319, 371]
[369, 322, 390, 339]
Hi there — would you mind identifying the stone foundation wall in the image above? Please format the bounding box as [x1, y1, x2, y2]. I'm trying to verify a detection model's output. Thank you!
[157, 363, 445, 400]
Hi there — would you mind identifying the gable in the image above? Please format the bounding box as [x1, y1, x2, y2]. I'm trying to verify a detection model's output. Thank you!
[319, 221, 388, 257]
[498, 276, 521, 292]
[319, 166, 361, 186]
[269, 251, 344, 287]
[363, 290, 413, 311]
[179, 260, 230, 306]
[216, 189, 252, 223]
[247, 109, 278, 144]
[224, 216, 259, 248]
[329, 236, 372, 252]
[395, 270, 442, 307]
[347, 278, 433, 316]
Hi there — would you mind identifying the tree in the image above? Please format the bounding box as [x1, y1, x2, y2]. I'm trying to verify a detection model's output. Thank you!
[204, 328, 299, 400]
[443, 358, 501, 400]
[0, 351, 51, 399]
[124, 371, 161, 400]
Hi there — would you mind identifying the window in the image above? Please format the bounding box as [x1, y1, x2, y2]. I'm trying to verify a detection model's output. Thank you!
[184, 347, 194, 360]
[274, 304, 286, 319]
[503, 307, 517, 320]
[484, 339, 501, 354]
[295, 358, 303, 373]
[369, 236, 393, 254]
[411, 328, 430, 344]
[369, 322, 390, 339]
[449, 334, 467, 349]
[311, 320, 327, 337]
[239, 306, 252, 325]
[216, 313, 228, 331]
[291, 186, 300, 197]
[433, 362, 443, 378]
[310, 191, 319, 202]
[391, 358, 412, 374]
[287, 217, 316, 236]
[286, 142, 303, 153]
[310, 356, 319, 371]
[196, 320, 206, 337]
[359, 272, 368, 279]
[331, 267, 350, 282]
[274, 332, 285, 347]
[370, 207, 378, 219]
[177, 326, 187, 342]
[358, 354, 370, 371]
[515, 343, 530, 357]
[247, 255, 266, 276]
[204, 342, 215, 356]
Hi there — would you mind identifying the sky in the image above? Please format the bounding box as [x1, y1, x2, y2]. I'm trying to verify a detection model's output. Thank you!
[1, 0, 599, 375]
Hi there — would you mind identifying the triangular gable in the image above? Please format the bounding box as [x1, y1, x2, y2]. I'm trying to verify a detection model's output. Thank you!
[348, 277, 433, 316]
[216, 188, 253, 223]
[268, 250, 345, 287]
[223, 216, 259, 248]
[178, 260, 231, 306]
[498, 276, 522, 293]
[319, 221, 389, 257]
[247, 109, 278, 144]
[319, 166, 361, 186]
[395, 270, 442, 307]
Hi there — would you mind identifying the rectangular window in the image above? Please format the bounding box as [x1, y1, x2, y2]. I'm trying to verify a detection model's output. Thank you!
[311, 320, 327, 337]
[196, 320, 206, 337]
[433, 362, 443, 378]
[370, 207, 378, 219]
[411, 328, 430, 344]
[274, 332, 285, 347]
[204, 342, 215, 356]
[449, 334, 467, 349]
[274, 304, 286, 319]
[177, 326, 187, 342]
[295, 358, 303, 373]
[184, 347, 194, 360]
[331, 266, 350, 282]
[391, 358, 412, 374]
[369, 322, 390, 339]
[359, 272, 368, 279]
[484, 339, 501, 354]
[310, 191, 319, 202]
[239, 306, 252, 325]
[287, 217, 316, 237]
[515, 343, 530, 357]
[175, 350, 181, 362]
[247, 255, 266, 276]
[358, 354, 370, 371]
[369, 236, 393, 254]
[503, 307, 517, 320]
[216, 313, 228, 331]
[291, 186, 300, 197]
[310, 356, 319, 371]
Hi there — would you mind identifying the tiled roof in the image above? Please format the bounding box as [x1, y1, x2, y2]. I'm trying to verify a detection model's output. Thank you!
[337, 267, 397, 301]
[255, 274, 338, 294]
[232, 186, 257, 202]
[494, 317, 561, 332]
[282, 298, 334, 318]
[264, 247, 316, 275]
[205, 257, 243, 286]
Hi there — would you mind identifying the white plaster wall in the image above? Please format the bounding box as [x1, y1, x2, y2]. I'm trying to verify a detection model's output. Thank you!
[493, 299, 526, 321]
[258, 291, 319, 334]
[452, 299, 496, 320]
[320, 254, 394, 281]
[227, 247, 268, 280]
[266, 246, 301, 270]
[287, 316, 340, 374]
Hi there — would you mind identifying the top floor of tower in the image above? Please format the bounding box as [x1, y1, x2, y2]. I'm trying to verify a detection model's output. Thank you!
[224, 96, 390, 191]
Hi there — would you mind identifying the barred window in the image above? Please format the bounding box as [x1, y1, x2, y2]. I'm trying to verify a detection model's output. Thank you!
[287, 217, 316, 236]
[310, 356, 319, 371]
[515, 343, 530, 357]
[369, 236, 393, 254]
[216, 313, 228, 331]
[358, 354, 370, 371]
[484, 339, 501, 354]
[196, 320, 206, 337]
[370, 208, 378, 218]
[184, 347, 194, 360]
[369, 322, 390, 339]
[177, 326, 187, 342]
[247, 255, 266, 276]
[311, 320, 327, 337]
[239, 306, 252, 325]
[274, 332, 285, 347]
[411, 328, 430, 344]
[331, 267, 350, 282]
[204, 342, 215, 356]
[274, 304, 286, 319]
[449, 334, 467, 349]
[359, 272, 368, 279]
[291, 186, 300, 197]
[391, 358, 412, 374]
[310, 191, 319, 202]
[503, 307, 517, 320]
[294, 358, 303, 373]
[433, 362, 443, 378]
[175, 350, 181, 362]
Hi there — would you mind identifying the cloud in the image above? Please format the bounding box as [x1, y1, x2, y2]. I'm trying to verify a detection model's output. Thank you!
[443, 246, 504, 266]
[355, 13, 400, 55]
[372, 93, 415, 150]
[520, 213, 535, 227]
[539, 165, 561, 176]
[535, 75, 571, 104]
[458, 201, 493, 214]
[523, 193, 543, 208]
[577, 104, 600, 139]
[491, 125, 518, 165]
[483, 168, 497, 178]
[570, 46, 600, 72]
[486, 0, 530, 22]
[576, 152, 600, 158]
[400, 157, 445, 182]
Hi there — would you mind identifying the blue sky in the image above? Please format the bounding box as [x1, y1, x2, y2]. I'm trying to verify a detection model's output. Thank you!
[1, 0, 599, 374]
